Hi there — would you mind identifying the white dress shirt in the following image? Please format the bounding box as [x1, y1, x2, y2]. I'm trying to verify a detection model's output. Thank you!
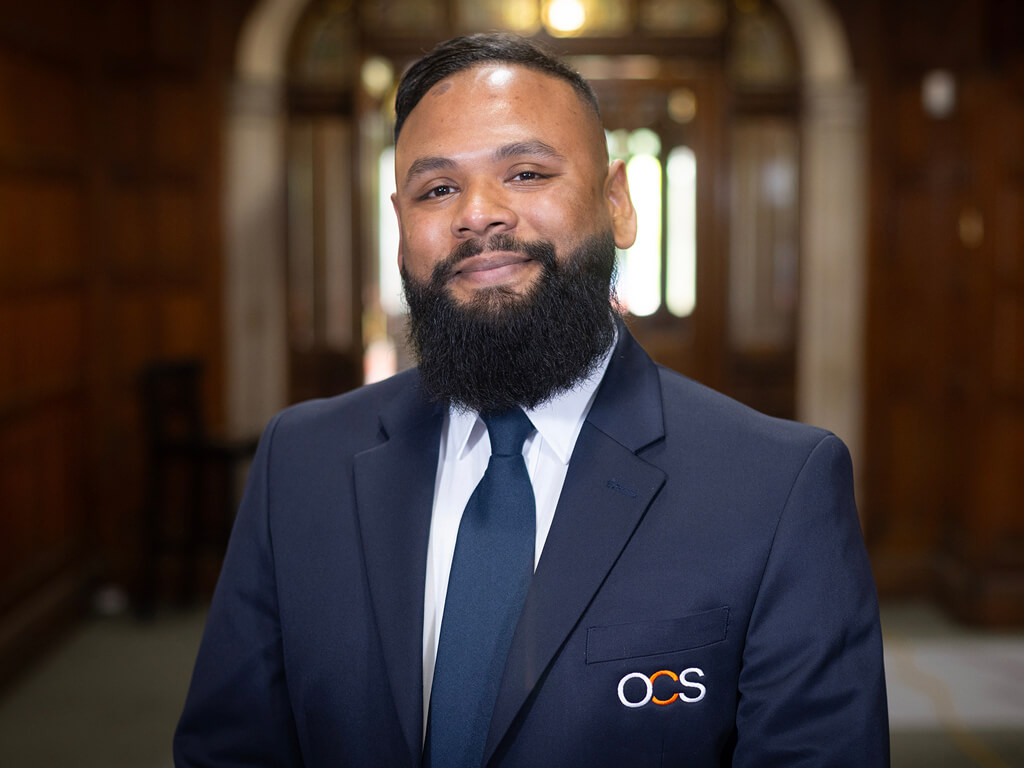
[421, 340, 614, 730]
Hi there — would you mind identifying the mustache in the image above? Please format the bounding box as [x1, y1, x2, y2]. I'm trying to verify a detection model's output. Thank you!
[430, 233, 558, 284]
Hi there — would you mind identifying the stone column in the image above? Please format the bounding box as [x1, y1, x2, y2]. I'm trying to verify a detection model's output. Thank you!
[223, 79, 289, 436]
[796, 82, 868, 485]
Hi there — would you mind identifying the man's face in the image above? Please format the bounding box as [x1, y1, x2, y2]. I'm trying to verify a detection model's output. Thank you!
[392, 64, 636, 305]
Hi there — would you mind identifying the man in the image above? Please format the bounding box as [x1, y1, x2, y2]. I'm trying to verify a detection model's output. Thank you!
[175, 33, 889, 767]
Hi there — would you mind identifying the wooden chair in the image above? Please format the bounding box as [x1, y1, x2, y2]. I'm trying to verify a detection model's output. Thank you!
[136, 359, 258, 616]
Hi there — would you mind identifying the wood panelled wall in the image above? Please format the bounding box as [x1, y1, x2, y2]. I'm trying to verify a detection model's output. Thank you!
[0, 0, 252, 684]
[856, 0, 1024, 624]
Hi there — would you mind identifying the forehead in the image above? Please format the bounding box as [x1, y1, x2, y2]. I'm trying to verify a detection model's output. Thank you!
[395, 64, 603, 165]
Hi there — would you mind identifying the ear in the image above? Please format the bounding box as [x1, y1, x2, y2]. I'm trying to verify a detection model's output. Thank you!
[604, 159, 637, 249]
[390, 192, 405, 271]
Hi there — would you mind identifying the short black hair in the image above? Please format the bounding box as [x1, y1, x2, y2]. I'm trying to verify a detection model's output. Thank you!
[393, 33, 601, 141]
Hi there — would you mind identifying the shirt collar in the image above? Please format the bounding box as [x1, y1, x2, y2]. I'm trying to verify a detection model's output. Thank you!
[447, 329, 616, 464]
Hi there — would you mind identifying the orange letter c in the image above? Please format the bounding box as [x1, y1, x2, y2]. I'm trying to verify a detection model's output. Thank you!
[650, 669, 679, 705]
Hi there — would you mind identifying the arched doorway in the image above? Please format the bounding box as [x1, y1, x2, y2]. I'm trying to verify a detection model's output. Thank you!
[224, 0, 866, 473]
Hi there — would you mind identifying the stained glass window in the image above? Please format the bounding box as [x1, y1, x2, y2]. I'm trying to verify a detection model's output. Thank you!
[666, 147, 697, 317]
[620, 152, 663, 315]
[608, 128, 698, 319]
[377, 146, 402, 318]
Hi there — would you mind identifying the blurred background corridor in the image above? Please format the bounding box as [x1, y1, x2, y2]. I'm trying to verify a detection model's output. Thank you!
[1, 0, 1022, 764]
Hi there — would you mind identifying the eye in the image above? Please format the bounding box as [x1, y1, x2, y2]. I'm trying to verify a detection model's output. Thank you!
[512, 170, 548, 182]
[422, 184, 454, 200]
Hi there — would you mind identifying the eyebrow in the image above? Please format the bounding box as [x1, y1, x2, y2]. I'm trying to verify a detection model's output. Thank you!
[403, 156, 456, 188]
[493, 139, 565, 163]
[402, 140, 566, 189]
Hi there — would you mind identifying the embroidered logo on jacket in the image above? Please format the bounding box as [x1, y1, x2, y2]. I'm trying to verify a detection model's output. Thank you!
[617, 668, 707, 708]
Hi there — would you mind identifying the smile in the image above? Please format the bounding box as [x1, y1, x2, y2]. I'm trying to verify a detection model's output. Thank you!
[455, 252, 533, 275]
[452, 252, 537, 287]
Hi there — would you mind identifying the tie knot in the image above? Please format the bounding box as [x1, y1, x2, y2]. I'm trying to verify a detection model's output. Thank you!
[482, 408, 534, 457]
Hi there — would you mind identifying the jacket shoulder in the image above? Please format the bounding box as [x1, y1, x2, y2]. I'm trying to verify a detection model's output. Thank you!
[654, 364, 835, 462]
[267, 367, 427, 447]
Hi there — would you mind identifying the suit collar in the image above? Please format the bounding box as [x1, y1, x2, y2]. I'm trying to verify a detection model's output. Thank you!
[485, 323, 667, 763]
[353, 372, 442, 768]
[586, 318, 665, 454]
[375, 369, 444, 441]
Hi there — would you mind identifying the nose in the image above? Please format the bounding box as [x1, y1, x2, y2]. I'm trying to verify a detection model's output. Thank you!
[451, 180, 518, 239]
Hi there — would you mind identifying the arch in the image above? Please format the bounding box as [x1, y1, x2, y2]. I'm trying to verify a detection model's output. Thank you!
[775, 0, 868, 479]
[222, 0, 308, 435]
[236, 0, 308, 79]
[223, 0, 869, 478]
[776, 0, 852, 83]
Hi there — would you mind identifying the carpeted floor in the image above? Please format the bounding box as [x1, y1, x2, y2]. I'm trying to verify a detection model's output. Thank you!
[0, 600, 1021, 767]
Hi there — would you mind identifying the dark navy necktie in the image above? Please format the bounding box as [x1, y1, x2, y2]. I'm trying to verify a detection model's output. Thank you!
[427, 408, 536, 768]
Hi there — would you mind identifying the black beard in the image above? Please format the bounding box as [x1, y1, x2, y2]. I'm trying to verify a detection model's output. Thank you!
[402, 231, 618, 414]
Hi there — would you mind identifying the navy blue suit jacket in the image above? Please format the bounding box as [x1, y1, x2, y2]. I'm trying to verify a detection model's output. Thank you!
[174, 326, 889, 766]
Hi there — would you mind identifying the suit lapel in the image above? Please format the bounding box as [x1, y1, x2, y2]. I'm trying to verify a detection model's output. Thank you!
[353, 379, 442, 768]
[484, 326, 667, 763]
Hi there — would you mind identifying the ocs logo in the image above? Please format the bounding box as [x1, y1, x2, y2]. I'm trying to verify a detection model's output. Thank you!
[617, 668, 707, 708]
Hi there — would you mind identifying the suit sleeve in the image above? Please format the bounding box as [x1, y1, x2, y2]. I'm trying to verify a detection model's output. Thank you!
[733, 435, 889, 767]
[173, 413, 304, 767]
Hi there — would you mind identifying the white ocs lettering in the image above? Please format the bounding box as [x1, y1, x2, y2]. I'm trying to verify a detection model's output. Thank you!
[617, 668, 707, 708]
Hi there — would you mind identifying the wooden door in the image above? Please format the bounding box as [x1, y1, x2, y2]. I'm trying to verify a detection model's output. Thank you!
[592, 68, 799, 419]
[865, 72, 1024, 624]
[591, 67, 729, 395]
[954, 76, 1024, 623]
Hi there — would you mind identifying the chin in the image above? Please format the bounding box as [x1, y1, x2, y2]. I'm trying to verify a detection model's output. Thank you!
[453, 269, 541, 299]
[451, 278, 539, 309]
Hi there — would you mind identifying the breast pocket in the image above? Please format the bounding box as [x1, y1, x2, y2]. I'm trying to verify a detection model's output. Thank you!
[585, 606, 729, 664]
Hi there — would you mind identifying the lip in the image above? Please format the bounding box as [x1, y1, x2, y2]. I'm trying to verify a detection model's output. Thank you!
[449, 251, 538, 290]
[453, 251, 533, 275]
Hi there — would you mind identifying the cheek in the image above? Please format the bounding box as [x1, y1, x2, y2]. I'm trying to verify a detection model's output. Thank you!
[525, 192, 598, 248]
[398, 217, 449, 279]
